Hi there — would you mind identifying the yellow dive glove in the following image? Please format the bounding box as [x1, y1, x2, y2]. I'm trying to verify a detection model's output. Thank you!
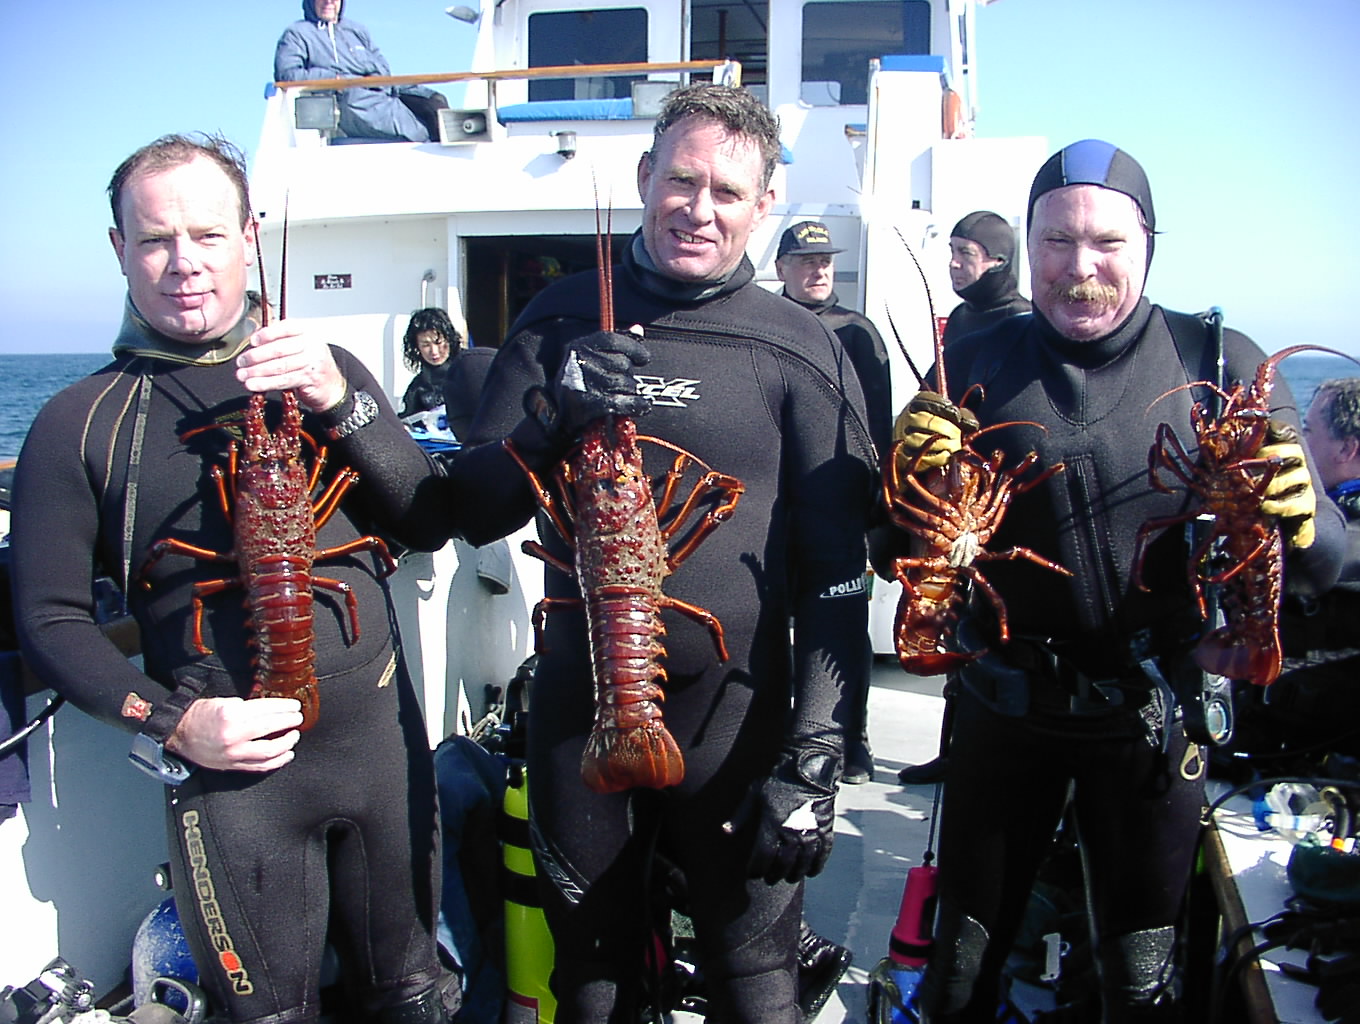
[892, 391, 972, 474]
[1259, 421, 1316, 550]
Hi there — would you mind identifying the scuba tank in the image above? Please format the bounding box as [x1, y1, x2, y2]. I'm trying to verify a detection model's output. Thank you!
[131, 896, 201, 1013]
[502, 762, 556, 1024]
[866, 863, 938, 1023]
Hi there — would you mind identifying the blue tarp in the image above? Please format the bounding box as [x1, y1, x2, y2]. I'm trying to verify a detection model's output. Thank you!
[497, 98, 634, 123]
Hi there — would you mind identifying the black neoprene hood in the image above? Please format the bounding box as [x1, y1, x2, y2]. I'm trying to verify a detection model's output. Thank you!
[950, 211, 1016, 264]
[1026, 139, 1156, 232]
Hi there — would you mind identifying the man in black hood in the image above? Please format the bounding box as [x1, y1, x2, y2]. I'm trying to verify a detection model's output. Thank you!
[883, 139, 1344, 1021]
[941, 211, 1031, 346]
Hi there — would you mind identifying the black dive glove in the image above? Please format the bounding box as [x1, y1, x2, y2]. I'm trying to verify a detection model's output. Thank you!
[746, 742, 842, 885]
[525, 330, 652, 439]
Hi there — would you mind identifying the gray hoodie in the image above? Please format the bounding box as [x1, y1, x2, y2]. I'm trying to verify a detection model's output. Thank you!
[274, 0, 434, 141]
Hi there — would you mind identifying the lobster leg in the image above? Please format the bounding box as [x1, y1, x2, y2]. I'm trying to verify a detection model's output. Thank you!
[139, 537, 238, 580]
[656, 593, 730, 661]
[313, 536, 397, 578]
[662, 472, 744, 570]
[311, 576, 361, 643]
[502, 438, 576, 545]
[529, 596, 584, 653]
[1200, 533, 1275, 586]
[188, 578, 241, 654]
[1131, 511, 1199, 593]
[1147, 421, 1201, 494]
[522, 539, 574, 577]
[312, 469, 360, 529]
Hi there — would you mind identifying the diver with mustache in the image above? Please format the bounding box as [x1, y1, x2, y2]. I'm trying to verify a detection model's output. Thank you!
[874, 139, 1343, 1021]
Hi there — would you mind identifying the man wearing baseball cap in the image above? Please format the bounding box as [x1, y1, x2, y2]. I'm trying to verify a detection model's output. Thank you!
[881, 140, 1343, 1020]
[775, 220, 887, 791]
[776, 221, 891, 456]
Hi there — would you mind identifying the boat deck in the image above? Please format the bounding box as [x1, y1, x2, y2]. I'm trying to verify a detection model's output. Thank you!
[806, 659, 947, 1023]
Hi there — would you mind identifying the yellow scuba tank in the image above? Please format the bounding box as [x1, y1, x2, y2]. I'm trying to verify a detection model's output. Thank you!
[503, 763, 557, 1024]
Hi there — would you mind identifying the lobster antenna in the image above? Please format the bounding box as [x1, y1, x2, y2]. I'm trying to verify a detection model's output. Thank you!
[882, 303, 927, 388]
[593, 175, 613, 332]
[892, 225, 947, 401]
[253, 218, 270, 328]
[279, 190, 290, 321]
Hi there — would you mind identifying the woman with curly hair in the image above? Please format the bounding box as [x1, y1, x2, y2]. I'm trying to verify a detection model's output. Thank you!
[399, 307, 462, 419]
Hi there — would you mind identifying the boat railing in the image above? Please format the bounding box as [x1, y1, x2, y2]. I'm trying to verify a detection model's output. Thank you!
[267, 58, 742, 143]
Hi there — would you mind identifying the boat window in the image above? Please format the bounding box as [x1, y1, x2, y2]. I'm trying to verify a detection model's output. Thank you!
[527, 9, 649, 101]
[691, 0, 770, 87]
[802, 1, 930, 106]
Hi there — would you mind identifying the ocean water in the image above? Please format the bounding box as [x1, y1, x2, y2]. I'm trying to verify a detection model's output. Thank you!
[0, 353, 110, 462]
[0, 350, 1355, 464]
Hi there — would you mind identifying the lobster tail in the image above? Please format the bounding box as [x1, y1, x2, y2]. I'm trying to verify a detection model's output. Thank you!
[581, 720, 685, 793]
[1193, 628, 1282, 688]
[579, 586, 685, 792]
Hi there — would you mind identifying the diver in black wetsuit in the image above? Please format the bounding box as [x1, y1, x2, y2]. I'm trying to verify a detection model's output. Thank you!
[878, 140, 1345, 1022]
[437, 85, 876, 1023]
[11, 136, 454, 1024]
[941, 211, 1032, 347]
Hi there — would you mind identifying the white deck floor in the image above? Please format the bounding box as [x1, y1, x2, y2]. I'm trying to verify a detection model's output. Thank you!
[806, 659, 948, 1023]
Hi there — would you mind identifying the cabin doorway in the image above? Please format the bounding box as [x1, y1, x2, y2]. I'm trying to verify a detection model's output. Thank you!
[463, 234, 633, 350]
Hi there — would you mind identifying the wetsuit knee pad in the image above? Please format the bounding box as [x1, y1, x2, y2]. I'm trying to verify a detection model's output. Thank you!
[1097, 925, 1178, 1015]
[915, 904, 990, 1018]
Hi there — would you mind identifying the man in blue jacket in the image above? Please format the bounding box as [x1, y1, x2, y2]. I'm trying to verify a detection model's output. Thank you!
[275, 0, 448, 142]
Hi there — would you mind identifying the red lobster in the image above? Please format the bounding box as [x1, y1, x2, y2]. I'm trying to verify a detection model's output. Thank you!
[881, 234, 1070, 674]
[503, 214, 743, 793]
[137, 218, 395, 730]
[1131, 344, 1353, 688]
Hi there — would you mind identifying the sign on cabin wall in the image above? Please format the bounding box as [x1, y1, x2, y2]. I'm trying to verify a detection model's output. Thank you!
[314, 274, 352, 290]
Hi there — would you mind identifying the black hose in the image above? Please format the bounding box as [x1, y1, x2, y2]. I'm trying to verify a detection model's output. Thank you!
[0, 694, 65, 759]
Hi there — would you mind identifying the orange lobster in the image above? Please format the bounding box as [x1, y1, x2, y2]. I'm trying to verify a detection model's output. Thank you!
[136, 219, 395, 730]
[504, 213, 743, 793]
[881, 234, 1070, 674]
[1132, 343, 1355, 688]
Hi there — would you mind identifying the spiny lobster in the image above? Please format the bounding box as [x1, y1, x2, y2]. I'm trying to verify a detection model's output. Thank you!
[503, 209, 744, 793]
[1131, 343, 1356, 688]
[136, 215, 395, 730]
[881, 233, 1070, 674]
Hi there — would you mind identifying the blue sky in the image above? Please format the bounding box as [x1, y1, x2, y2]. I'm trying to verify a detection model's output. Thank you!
[2, 0, 1357, 359]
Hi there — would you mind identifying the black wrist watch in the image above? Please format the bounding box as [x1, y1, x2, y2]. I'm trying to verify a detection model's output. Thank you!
[326, 389, 380, 441]
[129, 733, 194, 786]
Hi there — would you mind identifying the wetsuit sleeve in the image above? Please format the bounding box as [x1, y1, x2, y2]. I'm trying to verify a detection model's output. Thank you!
[404, 327, 578, 548]
[779, 347, 877, 753]
[11, 385, 184, 741]
[311, 347, 446, 551]
[1223, 330, 1345, 596]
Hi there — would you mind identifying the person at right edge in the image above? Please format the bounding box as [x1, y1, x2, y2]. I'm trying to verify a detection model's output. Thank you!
[435, 84, 876, 1022]
[876, 139, 1344, 1021]
[1261, 376, 1360, 756]
[941, 210, 1031, 347]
